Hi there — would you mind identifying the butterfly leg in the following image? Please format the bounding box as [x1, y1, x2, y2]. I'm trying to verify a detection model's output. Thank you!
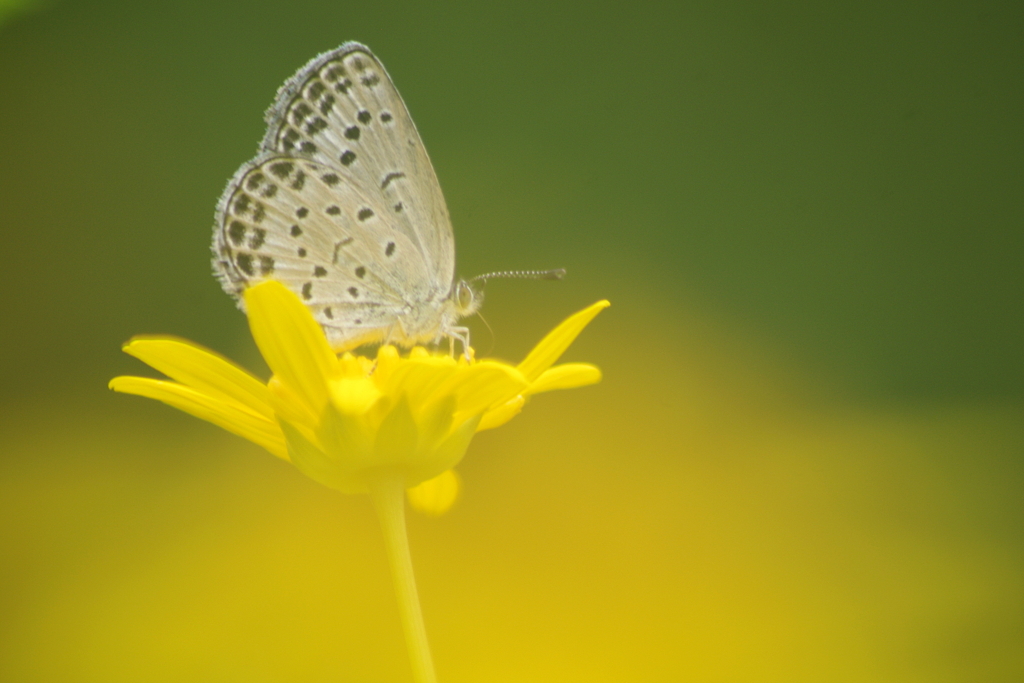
[449, 326, 472, 361]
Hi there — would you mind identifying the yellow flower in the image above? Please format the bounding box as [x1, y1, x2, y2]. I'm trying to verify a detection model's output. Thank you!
[110, 281, 607, 507]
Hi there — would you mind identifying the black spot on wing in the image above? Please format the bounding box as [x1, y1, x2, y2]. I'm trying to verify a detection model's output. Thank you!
[357, 208, 374, 221]
[237, 253, 254, 276]
[340, 150, 356, 166]
[228, 221, 246, 246]
[326, 206, 341, 216]
[381, 172, 405, 189]
[307, 81, 326, 100]
[385, 242, 396, 257]
[357, 110, 372, 124]
[246, 173, 265, 191]
[248, 228, 266, 250]
[355, 266, 366, 279]
[319, 95, 335, 116]
[314, 266, 327, 277]
[259, 256, 274, 275]
[282, 128, 300, 151]
[345, 126, 360, 140]
[290, 224, 302, 237]
[302, 282, 312, 300]
[269, 161, 294, 179]
[291, 103, 313, 126]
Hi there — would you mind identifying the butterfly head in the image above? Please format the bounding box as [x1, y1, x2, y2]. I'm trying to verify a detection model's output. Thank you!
[452, 279, 484, 317]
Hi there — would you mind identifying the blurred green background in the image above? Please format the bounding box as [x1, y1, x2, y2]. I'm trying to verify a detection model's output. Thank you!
[1, 0, 1022, 681]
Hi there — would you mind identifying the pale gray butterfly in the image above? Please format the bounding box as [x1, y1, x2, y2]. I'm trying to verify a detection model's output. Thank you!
[212, 42, 561, 353]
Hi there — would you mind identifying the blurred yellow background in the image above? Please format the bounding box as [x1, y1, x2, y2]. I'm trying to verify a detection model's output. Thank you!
[1, 1, 1021, 681]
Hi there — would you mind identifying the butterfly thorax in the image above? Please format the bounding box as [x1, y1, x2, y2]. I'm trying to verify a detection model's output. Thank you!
[363, 278, 481, 351]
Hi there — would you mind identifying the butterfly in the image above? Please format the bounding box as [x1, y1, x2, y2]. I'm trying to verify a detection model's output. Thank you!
[213, 42, 489, 353]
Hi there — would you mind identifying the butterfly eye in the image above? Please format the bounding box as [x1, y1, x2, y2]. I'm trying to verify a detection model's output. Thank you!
[456, 281, 474, 312]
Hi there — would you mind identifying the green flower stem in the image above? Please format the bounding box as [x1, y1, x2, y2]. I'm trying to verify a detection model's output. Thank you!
[370, 477, 438, 683]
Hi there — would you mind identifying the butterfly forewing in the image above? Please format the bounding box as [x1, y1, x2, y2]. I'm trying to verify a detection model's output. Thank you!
[213, 43, 461, 350]
[261, 43, 455, 286]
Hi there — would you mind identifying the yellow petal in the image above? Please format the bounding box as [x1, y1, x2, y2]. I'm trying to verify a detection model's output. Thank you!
[374, 394, 419, 466]
[407, 469, 460, 516]
[417, 394, 456, 453]
[316, 401, 375, 470]
[379, 355, 459, 407]
[109, 376, 287, 459]
[525, 363, 602, 395]
[267, 377, 318, 429]
[244, 281, 337, 413]
[280, 419, 363, 493]
[477, 395, 525, 432]
[441, 361, 528, 419]
[416, 413, 481, 482]
[122, 337, 274, 420]
[518, 300, 610, 382]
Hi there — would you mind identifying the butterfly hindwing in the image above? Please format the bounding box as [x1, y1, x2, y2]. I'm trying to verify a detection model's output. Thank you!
[213, 154, 431, 348]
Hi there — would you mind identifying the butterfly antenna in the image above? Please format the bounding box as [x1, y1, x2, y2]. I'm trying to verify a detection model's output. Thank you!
[470, 268, 566, 283]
